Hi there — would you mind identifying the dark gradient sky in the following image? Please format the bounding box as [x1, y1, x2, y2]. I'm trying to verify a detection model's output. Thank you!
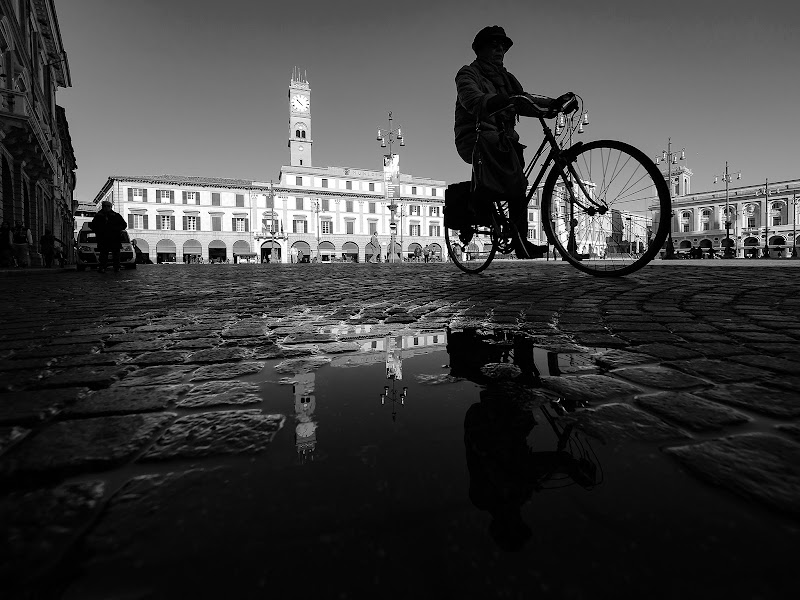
[58, 0, 799, 201]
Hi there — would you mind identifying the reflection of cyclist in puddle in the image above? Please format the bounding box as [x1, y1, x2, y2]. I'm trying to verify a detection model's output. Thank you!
[448, 327, 600, 551]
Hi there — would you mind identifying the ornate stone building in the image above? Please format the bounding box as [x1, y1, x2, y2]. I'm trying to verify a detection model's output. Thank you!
[0, 0, 76, 263]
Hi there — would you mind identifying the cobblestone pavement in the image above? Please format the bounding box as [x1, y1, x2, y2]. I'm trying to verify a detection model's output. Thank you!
[1, 261, 799, 598]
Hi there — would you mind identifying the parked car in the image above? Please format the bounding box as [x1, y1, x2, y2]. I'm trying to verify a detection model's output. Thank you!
[75, 224, 136, 271]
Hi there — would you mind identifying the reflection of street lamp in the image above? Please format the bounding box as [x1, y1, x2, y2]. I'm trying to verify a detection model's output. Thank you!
[376, 111, 405, 263]
[655, 138, 685, 259]
[714, 162, 742, 259]
[380, 380, 407, 422]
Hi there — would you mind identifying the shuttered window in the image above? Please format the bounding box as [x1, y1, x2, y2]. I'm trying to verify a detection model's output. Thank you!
[212, 193, 220, 206]
[236, 194, 244, 208]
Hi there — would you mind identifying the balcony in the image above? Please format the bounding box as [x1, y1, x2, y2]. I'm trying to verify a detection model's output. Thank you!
[0, 89, 57, 177]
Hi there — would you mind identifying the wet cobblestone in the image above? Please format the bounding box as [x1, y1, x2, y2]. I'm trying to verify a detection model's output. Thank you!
[1, 262, 799, 595]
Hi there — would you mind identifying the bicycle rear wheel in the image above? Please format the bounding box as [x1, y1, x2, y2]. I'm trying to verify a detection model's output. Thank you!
[445, 224, 497, 274]
[541, 139, 671, 277]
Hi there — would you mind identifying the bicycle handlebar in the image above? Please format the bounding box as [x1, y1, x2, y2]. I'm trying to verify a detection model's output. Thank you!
[487, 93, 579, 120]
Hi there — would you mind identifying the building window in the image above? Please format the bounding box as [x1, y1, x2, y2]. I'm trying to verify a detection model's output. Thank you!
[683, 225, 690, 232]
[410, 224, 421, 236]
[212, 193, 220, 206]
[160, 215, 172, 230]
[369, 183, 375, 192]
[235, 218, 247, 232]
[773, 216, 781, 226]
[346, 220, 354, 234]
[368, 221, 378, 235]
[212, 216, 222, 231]
[159, 190, 173, 203]
[293, 219, 307, 234]
[346, 181, 352, 190]
[702, 222, 709, 231]
[184, 192, 197, 205]
[368, 202, 376, 213]
[410, 205, 420, 216]
[527, 228, 537, 240]
[321, 221, 332, 235]
[321, 198, 329, 211]
[431, 188, 437, 197]
[131, 214, 145, 229]
[321, 179, 328, 188]
[296, 197, 304, 210]
[429, 224, 440, 237]
[748, 217, 756, 228]
[236, 194, 245, 208]
[132, 188, 143, 200]
[296, 176, 303, 186]
[185, 216, 197, 231]
[412, 186, 417, 195]
[431, 206, 440, 217]
[263, 218, 278, 233]
[346, 200, 353, 212]
[528, 211, 534, 222]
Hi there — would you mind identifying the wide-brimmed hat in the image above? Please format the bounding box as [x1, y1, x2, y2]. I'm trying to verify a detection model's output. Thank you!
[472, 26, 513, 53]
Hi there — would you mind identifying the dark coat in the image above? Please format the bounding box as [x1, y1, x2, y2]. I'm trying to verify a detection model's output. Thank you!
[89, 210, 127, 250]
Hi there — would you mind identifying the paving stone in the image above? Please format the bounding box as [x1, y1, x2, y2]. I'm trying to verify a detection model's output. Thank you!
[730, 331, 796, 343]
[170, 337, 220, 349]
[0, 425, 31, 456]
[633, 343, 704, 361]
[114, 365, 195, 387]
[616, 331, 684, 344]
[0, 480, 105, 587]
[635, 392, 751, 431]
[677, 333, 735, 343]
[281, 332, 339, 344]
[176, 381, 262, 408]
[0, 387, 89, 425]
[566, 402, 690, 444]
[134, 324, 179, 333]
[539, 374, 644, 404]
[696, 383, 800, 418]
[664, 358, 766, 384]
[0, 357, 53, 371]
[691, 342, 750, 358]
[220, 323, 268, 338]
[190, 361, 265, 381]
[63, 385, 192, 417]
[130, 350, 192, 365]
[480, 363, 522, 381]
[665, 433, 800, 516]
[186, 347, 252, 363]
[35, 366, 136, 390]
[166, 330, 220, 340]
[315, 341, 363, 354]
[105, 341, 173, 353]
[613, 365, 709, 389]
[141, 410, 284, 460]
[54, 353, 129, 367]
[592, 349, 654, 370]
[13, 343, 100, 358]
[273, 356, 332, 374]
[727, 354, 799, 375]
[607, 323, 669, 332]
[0, 413, 175, 478]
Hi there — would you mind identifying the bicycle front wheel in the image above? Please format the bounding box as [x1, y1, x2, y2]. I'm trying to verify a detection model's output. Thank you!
[445, 224, 497, 274]
[541, 140, 671, 277]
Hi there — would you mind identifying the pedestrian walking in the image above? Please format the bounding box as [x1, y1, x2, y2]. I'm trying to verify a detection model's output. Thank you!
[40, 228, 56, 267]
[0, 221, 13, 268]
[423, 244, 431, 263]
[89, 200, 127, 273]
[12, 222, 32, 267]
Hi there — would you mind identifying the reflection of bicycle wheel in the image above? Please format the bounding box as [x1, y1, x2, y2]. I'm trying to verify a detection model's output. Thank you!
[541, 140, 671, 277]
[445, 224, 496, 274]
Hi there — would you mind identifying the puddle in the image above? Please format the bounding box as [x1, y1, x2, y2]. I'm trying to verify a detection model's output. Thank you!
[62, 327, 796, 598]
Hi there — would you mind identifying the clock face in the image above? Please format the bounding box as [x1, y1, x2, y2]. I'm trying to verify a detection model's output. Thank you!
[291, 94, 309, 113]
[297, 145, 304, 152]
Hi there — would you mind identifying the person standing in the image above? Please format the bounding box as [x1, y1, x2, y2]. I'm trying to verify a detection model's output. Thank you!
[12, 222, 32, 267]
[89, 200, 127, 273]
[40, 228, 56, 268]
[423, 244, 431, 263]
[0, 221, 13, 268]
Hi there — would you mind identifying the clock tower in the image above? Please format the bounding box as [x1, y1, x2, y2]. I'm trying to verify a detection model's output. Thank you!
[289, 67, 312, 167]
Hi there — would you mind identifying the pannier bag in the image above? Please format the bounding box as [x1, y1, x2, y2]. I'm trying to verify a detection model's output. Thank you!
[444, 181, 494, 230]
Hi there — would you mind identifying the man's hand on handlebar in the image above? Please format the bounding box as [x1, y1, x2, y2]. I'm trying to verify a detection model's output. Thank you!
[509, 93, 579, 119]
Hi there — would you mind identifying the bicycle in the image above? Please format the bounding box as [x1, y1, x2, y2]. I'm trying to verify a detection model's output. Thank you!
[445, 94, 671, 277]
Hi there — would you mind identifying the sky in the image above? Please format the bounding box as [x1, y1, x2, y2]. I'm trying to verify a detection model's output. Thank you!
[57, 0, 799, 202]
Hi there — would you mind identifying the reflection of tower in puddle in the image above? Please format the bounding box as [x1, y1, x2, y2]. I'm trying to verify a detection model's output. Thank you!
[293, 372, 317, 463]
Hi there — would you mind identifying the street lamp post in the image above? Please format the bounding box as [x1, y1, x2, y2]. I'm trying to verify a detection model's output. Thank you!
[713, 162, 742, 259]
[313, 198, 322, 262]
[655, 138, 685, 259]
[762, 178, 770, 259]
[380, 379, 408, 422]
[792, 193, 798, 259]
[376, 111, 405, 263]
